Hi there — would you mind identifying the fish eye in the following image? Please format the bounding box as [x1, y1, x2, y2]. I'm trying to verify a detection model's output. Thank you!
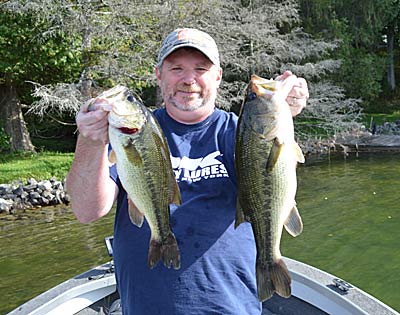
[248, 92, 257, 101]
[127, 95, 134, 102]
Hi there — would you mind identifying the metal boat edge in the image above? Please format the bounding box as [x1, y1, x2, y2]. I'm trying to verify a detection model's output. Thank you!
[7, 256, 399, 315]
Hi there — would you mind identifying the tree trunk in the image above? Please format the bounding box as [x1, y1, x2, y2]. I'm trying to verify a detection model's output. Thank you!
[0, 80, 35, 152]
[387, 24, 396, 91]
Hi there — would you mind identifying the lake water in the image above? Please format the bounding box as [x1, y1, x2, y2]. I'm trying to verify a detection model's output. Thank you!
[1, 152, 399, 314]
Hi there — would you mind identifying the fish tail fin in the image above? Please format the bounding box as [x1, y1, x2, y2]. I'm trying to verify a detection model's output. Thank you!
[148, 233, 181, 270]
[256, 258, 291, 302]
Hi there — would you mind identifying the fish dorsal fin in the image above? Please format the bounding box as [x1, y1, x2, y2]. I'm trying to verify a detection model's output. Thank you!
[234, 199, 248, 229]
[294, 142, 305, 163]
[169, 177, 182, 206]
[128, 197, 144, 227]
[266, 138, 283, 172]
[109, 149, 117, 164]
[284, 204, 303, 237]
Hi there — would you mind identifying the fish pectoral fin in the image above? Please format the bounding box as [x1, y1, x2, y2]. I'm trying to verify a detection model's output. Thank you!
[284, 204, 303, 237]
[266, 138, 283, 171]
[124, 143, 144, 166]
[108, 149, 117, 164]
[234, 199, 248, 229]
[294, 142, 305, 163]
[128, 197, 144, 227]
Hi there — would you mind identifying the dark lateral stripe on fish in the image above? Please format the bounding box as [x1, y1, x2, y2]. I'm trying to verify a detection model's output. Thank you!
[119, 127, 139, 134]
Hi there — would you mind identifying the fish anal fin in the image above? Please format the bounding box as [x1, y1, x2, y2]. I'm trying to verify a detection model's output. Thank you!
[294, 142, 305, 163]
[128, 197, 144, 227]
[256, 258, 291, 302]
[266, 138, 283, 171]
[284, 204, 303, 237]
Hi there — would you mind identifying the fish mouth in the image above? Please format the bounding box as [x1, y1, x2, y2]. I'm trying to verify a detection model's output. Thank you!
[250, 74, 278, 97]
[118, 127, 139, 134]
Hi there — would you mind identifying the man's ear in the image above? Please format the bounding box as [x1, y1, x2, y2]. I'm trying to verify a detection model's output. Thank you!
[216, 67, 223, 88]
[155, 67, 161, 86]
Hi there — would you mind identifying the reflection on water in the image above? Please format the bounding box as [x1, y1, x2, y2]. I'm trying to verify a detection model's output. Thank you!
[282, 152, 400, 312]
[0, 152, 399, 313]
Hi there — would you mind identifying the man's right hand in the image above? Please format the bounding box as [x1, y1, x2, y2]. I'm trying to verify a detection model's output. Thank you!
[76, 98, 112, 145]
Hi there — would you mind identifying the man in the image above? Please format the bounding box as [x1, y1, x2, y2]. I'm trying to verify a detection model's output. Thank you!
[66, 28, 309, 315]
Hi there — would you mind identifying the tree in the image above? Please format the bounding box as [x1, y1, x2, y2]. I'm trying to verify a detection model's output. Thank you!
[0, 8, 81, 151]
[3, 0, 361, 144]
[299, 0, 400, 110]
[151, 0, 361, 136]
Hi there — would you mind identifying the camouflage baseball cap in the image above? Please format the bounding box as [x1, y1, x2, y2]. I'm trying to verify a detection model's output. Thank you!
[157, 28, 220, 68]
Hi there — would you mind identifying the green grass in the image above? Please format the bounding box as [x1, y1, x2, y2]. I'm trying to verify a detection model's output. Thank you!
[0, 151, 74, 184]
[362, 111, 400, 128]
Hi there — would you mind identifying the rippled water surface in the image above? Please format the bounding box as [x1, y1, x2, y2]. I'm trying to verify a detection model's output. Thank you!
[1, 152, 399, 314]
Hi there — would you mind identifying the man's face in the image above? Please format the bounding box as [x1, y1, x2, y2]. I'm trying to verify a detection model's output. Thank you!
[156, 48, 222, 113]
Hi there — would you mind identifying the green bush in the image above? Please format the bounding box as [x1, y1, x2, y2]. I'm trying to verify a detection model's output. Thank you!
[0, 127, 10, 152]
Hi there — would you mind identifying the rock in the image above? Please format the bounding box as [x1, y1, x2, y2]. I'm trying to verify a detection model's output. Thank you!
[0, 177, 71, 211]
[27, 178, 38, 185]
[23, 184, 38, 192]
[38, 180, 52, 191]
[0, 198, 13, 213]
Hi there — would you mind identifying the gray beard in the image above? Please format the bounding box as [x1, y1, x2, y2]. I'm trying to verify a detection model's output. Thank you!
[168, 96, 206, 112]
[166, 91, 217, 112]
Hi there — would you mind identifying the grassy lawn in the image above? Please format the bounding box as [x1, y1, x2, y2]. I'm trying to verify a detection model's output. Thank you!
[0, 151, 74, 184]
[362, 111, 400, 128]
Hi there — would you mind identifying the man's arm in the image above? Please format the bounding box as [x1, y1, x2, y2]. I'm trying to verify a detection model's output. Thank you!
[66, 100, 117, 223]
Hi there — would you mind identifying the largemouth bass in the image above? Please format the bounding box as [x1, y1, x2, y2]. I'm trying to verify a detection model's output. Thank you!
[88, 85, 181, 270]
[235, 75, 305, 301]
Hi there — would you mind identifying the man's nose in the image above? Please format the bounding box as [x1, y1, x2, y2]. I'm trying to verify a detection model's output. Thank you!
[181, 70, 197, 85]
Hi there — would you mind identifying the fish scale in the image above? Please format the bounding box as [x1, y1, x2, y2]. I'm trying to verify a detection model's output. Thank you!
[235, 75, 305, 302]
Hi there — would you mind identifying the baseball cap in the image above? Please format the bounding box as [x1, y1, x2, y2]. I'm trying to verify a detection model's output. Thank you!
[157, 28, 220, 68]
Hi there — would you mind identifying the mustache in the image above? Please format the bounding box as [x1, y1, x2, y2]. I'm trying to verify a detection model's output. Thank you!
[176, 84, 202, 93]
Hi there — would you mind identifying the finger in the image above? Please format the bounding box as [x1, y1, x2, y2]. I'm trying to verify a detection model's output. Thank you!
[289, 78, 309, 100]
[76, 108, 109, 127]
[275, 70, 293, 82]
[288, 96, 307, 117]
[78, 119, 110, 144]
[81, 97, 113, 113]
[276, 74, 298, 100]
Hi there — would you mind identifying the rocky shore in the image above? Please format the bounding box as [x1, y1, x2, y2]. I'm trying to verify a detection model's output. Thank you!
[0, 178, 70, 214]
[2, 120, 400, 215]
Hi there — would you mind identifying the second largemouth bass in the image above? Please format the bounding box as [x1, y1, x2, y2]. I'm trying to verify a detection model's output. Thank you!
[235, 75, 305, 301]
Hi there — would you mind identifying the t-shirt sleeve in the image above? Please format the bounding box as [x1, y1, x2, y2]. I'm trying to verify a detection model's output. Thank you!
[108, 144, 120, 187]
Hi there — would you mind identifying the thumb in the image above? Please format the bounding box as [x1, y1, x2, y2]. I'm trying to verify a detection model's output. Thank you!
[275, 75, 297, 100]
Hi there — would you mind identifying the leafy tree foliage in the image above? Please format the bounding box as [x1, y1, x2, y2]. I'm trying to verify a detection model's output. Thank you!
[1, 0, 363, 149]
[0, 8, 82, 151]
[300, 0, 400, 111]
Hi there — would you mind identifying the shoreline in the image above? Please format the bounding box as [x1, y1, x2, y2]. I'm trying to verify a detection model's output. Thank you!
[2, 133, 400, 214]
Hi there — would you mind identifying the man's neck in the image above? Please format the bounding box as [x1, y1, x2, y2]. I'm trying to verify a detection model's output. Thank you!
[165, 105, 215, 125]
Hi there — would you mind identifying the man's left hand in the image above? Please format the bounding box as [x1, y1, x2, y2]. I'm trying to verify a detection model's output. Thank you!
[276, 70, 309, 117]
